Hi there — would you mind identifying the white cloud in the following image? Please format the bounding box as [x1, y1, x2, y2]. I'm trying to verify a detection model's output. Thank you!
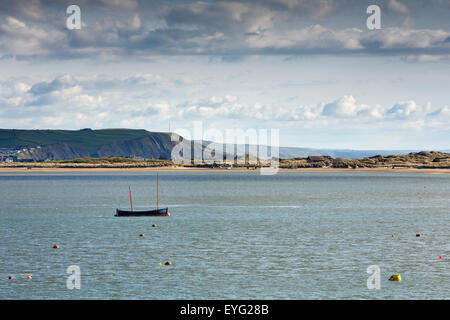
[246, 25, 364, 51]
[115, 14, 142, 33]
[387, 100, 419, 119]
[428, 105, 450, 117]
[405, 54, 450, 62]
[322, 95, 364, 118]
[320, 96, 385, 120]
[388, 0, 409, 14]
[1, 74, 449, 131]
[360, 28, 449, 50]
[0, 16, 66, 57]
[175, 94, 449, 126]
[0, 80, 31, 97]
[100, 0, 138, 10]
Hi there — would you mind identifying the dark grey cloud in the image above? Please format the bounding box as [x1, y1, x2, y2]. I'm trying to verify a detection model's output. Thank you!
[1, 0, 450, 59]
[28, 75, 75, 95]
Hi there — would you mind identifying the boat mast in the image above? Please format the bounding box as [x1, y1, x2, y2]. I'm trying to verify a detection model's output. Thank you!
[129, 185, 133, 211]
[156, 173, 159, 210]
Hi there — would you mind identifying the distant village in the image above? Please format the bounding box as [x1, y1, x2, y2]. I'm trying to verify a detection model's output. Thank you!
[0, 147, 41, 163]
[0, 146, 165, 164]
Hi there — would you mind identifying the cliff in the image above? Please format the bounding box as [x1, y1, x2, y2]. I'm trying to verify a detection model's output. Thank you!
[0, 128, 176, 161]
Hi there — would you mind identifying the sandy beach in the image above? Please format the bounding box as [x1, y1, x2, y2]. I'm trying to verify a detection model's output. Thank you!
[0, 166, 449, 175]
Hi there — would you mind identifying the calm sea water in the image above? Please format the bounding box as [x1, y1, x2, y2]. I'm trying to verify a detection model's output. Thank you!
[1, 171, 450, 299]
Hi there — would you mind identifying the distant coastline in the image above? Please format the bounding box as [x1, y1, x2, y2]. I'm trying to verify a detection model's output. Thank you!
[2, 128, 449, 163]
[1, 151, 450, 172]
[0, 166, 449, 175]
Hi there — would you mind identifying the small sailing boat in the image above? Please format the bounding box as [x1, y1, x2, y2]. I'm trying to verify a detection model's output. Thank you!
[115, 173, 170, 217]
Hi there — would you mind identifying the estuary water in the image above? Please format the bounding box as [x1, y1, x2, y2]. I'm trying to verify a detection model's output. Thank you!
[1, 171, 450, 299]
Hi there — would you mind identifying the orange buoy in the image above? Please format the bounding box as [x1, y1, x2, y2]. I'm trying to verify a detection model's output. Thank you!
[152, 224, 157, 228]
[53, 244, 60, 249]
[165, 261, 172, 266]
[139, 233, 144, 237]
[416, 233, 422, 237]
[26, 276, 32, 279]
[166, 212, 170, 216]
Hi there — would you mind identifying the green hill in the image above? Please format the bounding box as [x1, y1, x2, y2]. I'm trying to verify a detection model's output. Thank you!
[0, 128, 152, 154]
[1, 128, 447, 162]
[0, 128, 176, 161]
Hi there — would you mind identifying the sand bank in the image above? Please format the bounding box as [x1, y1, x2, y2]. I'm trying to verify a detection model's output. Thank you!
[0, 166, 449, 175]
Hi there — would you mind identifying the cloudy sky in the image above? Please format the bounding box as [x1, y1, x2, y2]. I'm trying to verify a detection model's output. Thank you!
[0, 0, 449, 150]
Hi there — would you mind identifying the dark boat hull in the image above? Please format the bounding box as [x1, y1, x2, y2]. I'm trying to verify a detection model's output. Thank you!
[115, 208, 169, 217]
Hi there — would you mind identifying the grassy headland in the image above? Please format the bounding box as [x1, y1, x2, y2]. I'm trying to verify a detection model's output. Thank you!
[278, 151, 450, 169]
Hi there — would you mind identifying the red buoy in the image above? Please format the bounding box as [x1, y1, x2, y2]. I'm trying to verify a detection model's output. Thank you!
[166, 212, 170, 216]
[8, 276, 12, 280]
[53, 244, 60, 249]
[152, 224, 157, 228]
[165, 261, 172, 266]
[416, 233, 422, 237]
[139, 233, 144, 237]
[439, 256, 443, 259]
